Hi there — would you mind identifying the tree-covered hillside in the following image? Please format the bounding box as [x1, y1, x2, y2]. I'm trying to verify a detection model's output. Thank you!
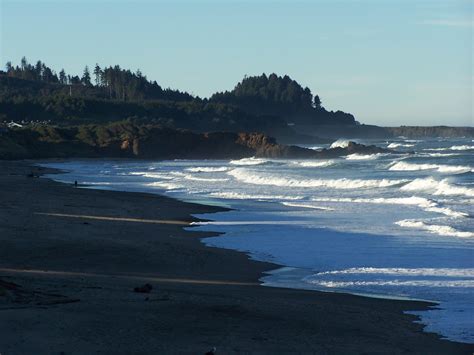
[210, 73, 357, 126]
[0, 58, 357, 139]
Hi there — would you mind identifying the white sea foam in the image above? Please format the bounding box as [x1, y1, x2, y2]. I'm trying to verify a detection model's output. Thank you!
[310, 196, 467, 218]
[345, 153, 385, 160]
[127, 171, 175, 180]
[182, 174, 228, 182]
[281, 202, 335, 211]
[421, 153, 462, 157]
[330, 139, 351, 149]
[228, 168, 407, 189]
[424, 207, 468, 218]
[308, 279, 474, 288]
[311, 196, 435, 207]
[387, 143, 415, 148]
[145, 181, 183, 190]
[229, 157, 270, 166]
[292, 160, 335, 168]
[185, 167, 229, 173]
[389, 161, 473, 174]
[426, 145, 474, 152]
[209, 192, 304, 200]
[401, 178, 474, 197]
[395, 219, 474, 238]
[450, 145, 474, 151]
[315, 267, 474, 277]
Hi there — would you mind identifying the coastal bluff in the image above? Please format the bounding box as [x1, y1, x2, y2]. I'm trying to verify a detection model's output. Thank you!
[0, 122, 389, 160]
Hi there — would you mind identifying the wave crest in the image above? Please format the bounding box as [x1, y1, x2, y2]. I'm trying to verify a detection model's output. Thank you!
[315, 267, 474, 277]
[389, 161, 473, 174]
[310, 196, 466, 218]
[209, 192, 303, 200]
[387, 143, 415, 148]
[185, 167, 229, 172]
[401, 178, 474, 197]
[345, 153, 386, 160]
[330, 139, 351, 149]
[229, 157, 269, 166]
[228, 168, 407, 189]
[292, 160, 335, 168]
[426, 145, 474, 152]
[395, 219, 474, 238]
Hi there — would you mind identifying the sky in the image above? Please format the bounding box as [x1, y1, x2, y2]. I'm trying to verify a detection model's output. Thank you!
[0, 0, 472, 126]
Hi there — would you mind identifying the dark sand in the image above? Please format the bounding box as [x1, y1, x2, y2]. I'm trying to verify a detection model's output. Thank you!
[0, 160, 472, 354]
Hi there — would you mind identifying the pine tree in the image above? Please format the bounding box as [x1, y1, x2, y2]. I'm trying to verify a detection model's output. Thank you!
[59, 69, 67, 85]
[82, 65, 92, 86]
[35, 61, 43, 80]
[93, 64, 102, 86]
[313, 95, 322, 109]
[20, 56, 27, 70]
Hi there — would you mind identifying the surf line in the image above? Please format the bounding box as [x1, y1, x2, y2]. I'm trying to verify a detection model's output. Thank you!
[34, 212, 191, 225]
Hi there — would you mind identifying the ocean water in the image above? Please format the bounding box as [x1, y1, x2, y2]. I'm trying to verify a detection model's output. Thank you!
[41, 137, 474, 343]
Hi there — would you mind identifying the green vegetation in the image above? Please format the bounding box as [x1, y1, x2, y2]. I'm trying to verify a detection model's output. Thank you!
[0, 58, 356, 137]
[210, 73, 356, 125]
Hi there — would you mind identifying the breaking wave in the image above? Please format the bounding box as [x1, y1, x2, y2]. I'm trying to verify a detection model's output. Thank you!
[310, 196, 467, 218]
[345, 153, 386, 160]
[127, 171, 175, 180]
[450, 145, 474, 151]
[185, 167, 229, 173]
[307, 279, 474, 288]
[421, 153, 462, 158]
[228, 168, 407, 189]
[389, 161, 473, 174]
[292, 160, 335, 168]
[229, 157, 269, 166]
[146, 181, 183, 190]
[387, 143, 415, 148]
[395, 219, 474, 238]
[183, 174, 228, 182]
[401, 178, 474, 197]
[315, 267, 474, 277]
[209, 192, 304, 200]
[426, 145, 474, 152]
[330, 139, 351, 149]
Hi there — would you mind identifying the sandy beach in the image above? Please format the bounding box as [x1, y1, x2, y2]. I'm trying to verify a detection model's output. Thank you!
[0, 160, 472, 354]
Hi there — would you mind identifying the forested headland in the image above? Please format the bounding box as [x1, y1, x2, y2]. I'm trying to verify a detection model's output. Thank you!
[2, 58, 472, 143]
[0, 58, 356, 137]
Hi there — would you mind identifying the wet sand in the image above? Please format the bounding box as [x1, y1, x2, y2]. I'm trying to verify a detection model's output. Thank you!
[0, 160, 472, 354]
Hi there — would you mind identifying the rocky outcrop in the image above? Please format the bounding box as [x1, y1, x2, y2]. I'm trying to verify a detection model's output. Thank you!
[0, 123, 392, 160]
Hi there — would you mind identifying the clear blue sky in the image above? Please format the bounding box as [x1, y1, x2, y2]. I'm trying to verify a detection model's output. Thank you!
[1, 0, 472, 126]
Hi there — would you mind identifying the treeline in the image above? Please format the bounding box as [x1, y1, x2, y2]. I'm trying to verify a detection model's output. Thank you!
[1, 58, 357, 139]
[4, 57, 193, 102]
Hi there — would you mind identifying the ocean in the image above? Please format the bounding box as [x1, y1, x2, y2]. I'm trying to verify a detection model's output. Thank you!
[42, 137, 474, 343]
